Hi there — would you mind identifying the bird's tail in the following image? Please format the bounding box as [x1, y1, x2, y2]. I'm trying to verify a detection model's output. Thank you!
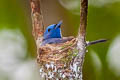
[86, 39, 107, 46]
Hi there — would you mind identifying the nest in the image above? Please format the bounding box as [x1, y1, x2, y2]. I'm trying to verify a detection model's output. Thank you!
[37, 37, 80, 79]
[37, 37, 77, 64]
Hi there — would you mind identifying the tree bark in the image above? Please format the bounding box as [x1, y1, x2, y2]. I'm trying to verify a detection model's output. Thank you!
[30, 0, 44, 41]
[73, 0, 88, 79]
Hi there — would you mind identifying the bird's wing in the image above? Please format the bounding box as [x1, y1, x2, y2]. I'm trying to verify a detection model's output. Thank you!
[41, 37, 74, 46]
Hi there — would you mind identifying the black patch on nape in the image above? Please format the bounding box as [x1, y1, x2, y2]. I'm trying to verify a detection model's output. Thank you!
[54, 24, 57, 29]
[55, 24, 57, 26]
[54, 24, 60, 29]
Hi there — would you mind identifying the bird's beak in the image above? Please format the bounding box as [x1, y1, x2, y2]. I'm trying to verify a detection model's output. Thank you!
[55, 20, 62, 29]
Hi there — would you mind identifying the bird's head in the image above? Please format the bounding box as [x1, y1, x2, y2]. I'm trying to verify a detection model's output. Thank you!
[43, 21, 62, 40]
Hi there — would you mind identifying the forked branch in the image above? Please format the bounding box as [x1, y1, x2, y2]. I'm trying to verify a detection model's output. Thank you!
[30, 0, 88, 80]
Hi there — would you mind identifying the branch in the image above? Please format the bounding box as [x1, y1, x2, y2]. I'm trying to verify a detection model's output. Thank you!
[79, 0, 88, 37]
[73, 0, 88, 79]
[78, 0, 88, 63]
[30, 0, 44, 41]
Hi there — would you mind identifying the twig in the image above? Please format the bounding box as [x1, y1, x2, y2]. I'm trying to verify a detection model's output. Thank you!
[79, 0, 88, 37]
[73, 0, 88, 79]
[87, 39, 107, 46]
[30, 0, 44, 41]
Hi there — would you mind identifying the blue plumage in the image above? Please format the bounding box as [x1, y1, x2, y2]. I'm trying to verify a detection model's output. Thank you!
[43, 21, 62, 40]
[42, 21, 107, 46]
[42, 21, 72, 45]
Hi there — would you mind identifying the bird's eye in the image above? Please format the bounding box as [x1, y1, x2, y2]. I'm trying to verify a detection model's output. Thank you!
[48, 28, 51, 32]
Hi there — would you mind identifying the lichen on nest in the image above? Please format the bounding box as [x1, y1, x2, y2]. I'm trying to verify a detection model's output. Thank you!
[37, 38, 80, 79]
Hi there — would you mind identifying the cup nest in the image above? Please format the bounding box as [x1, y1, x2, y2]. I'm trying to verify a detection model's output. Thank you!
[37, 37, 77, 66]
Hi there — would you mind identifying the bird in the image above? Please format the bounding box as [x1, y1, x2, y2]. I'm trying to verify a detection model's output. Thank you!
[42, 21, 73, 46]
[42, 21, 107, 46]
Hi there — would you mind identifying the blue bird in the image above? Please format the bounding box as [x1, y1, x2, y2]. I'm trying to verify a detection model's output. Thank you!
[42, 21, 107, 46]
[42, 21, 73, 45]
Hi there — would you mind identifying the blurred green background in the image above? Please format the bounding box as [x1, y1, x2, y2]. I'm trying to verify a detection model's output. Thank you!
[0, 0, 120, 80]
